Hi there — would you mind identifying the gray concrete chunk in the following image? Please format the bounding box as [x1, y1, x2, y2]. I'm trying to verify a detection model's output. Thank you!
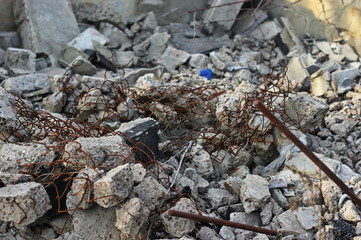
[72, 205, 121, 240]
[0, 143, 55, 174]
[203, 0, 244, 31]
[67, 28, 109, 52]
[158, 46, 190, 72]
[63, 135, 134, 170]
[0, 182, 51, 226]
[93, 163, 133, 208]
[240, 174, 271, 213]
[131, 176, 167, 211]
[162, 198, 198, 238]
[13, 0, 79, 59]
[4, 47, 35, 75]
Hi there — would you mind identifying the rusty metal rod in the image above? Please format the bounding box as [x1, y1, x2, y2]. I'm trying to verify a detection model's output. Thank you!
[254, 99, 361, 208]
[168, 210, 278, 236]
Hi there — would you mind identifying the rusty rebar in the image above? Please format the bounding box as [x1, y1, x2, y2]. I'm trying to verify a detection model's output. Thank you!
[167, 210, 278, 236]
[254, 99, 361, 208]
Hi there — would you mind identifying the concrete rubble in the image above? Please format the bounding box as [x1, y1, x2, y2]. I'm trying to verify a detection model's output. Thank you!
[0, 0, 360, 239]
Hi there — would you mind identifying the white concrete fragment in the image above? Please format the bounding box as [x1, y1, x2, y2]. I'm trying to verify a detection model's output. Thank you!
[93, 163, 133, 208]
[189, 53, 210, 69]
[188, 143, 214, 177]
[321, 180, 342, 212]
[115, 198, 150, 239]
[310, 69, 330, 96]
[339, 200, 361, 222]
[286, 152, 359, 182]
[4, 47, 35, 75]
[131, 176, 168, 211]
[131, 163, 147, 184]
[286, 56, 309, 90]
[161, 198, 198, 238]
[66, 167, 102, 211]
[68, 28, 109, 51]
[341, 44, 359, 61]
[136, 73, 161, 89]
[158, 46, 190, 71]
[0, 143, 55, 174]
[240, 175, 271, 213]
[211, 150, 235, 175]
[63, 135, 134, 170]
[0, 182, 51, 226]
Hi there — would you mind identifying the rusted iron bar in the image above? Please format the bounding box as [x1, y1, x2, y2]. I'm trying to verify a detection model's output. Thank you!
[168, 210, 278, 236]
[254, 99, 361, 208]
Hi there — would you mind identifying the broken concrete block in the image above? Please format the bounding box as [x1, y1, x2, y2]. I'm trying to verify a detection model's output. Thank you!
[66, 167, 102, 211]
[341, 44, 359, 61]
[158, 46, 190, 72]
[59, 46, 89, 67]
[123, 65, 163, 86]
[136, 73, 161, 89]
[0, 88, 18, 130]
[13, 0, 79, 59]
[310, 69, 330, 96]
[3, 73, 49, 95]
[116, 117, 160, 162]
[0, 143, 55, 174]
[189, 53, 210, 69]
[206, 188, 238, 209]
[63, 135, 134, 170]
[93, 163, 133, 208]
[210, 51, 226, 71]
[283, 92, 329, 131]
[197, 226, 224, 240]
[0, 182, 51, 226]
[279, 17, 305, 54]
[131, 163, 147, 184]
[240, 174, 271, 213]
[286, 56, 310, 90]
[233, 10, 268, 35]
[339, 200, 361, 222]
[147, 31, 171, 62]
[72, 205, 120, 240]
[331, 68, 358, 94]
[115, 198, 150, 239]
[188, 143, 214, 177]
[99, 23, 131, 49]
[294, 205, 323, 230]
[183, 168, 210, 193]
[131, 176, 167, 211]
[238, 51, 260, 68]
[0, 31, 21, 49]
[69, 56, 97, 76]
[276, 209, 305, 234]
[285, 152, 359, 182]
[249, 21, 282, 40]
[203, 0, 244, 31]
[67, 28, 109, 52]
[114, 50, 138, 67]
[43, 92, 67, 113]
[321, 180, 342, 212]
[4, 47, 35, 75]
[211, 150, 235, 175]
[162, 198, 198, 238]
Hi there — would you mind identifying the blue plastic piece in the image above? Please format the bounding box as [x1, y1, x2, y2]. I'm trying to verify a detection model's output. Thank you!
[199, 68, 213, 80]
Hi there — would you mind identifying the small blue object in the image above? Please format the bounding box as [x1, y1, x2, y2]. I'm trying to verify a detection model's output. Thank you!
[199, 68, 213, 80]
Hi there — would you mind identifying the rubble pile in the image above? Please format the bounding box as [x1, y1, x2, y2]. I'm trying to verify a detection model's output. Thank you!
[0, 0, 360, 239]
